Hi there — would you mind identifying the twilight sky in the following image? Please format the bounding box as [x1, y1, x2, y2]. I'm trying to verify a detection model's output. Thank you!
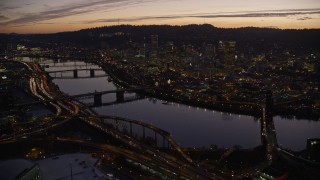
[0, 0, 319, 33]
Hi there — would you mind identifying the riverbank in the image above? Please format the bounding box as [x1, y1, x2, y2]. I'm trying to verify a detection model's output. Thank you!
[22, 56, 318, 120]
[95, 58, 319, 120]
[96, 60, 262, 116]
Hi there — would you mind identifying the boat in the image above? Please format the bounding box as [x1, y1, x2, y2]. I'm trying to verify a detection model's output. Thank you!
[162, 101, 170, 105]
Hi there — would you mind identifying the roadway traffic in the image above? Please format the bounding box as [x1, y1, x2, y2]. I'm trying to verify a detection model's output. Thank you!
[5, 58, 290, 179]
[1, 60, 216, 179]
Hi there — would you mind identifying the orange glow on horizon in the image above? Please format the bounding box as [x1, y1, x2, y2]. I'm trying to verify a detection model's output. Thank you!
[2, 18, 320, 34]
[0, 0, 319, 33]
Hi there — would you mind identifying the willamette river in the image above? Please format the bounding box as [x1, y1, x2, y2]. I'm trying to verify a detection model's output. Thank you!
[25, 58, 320, 151]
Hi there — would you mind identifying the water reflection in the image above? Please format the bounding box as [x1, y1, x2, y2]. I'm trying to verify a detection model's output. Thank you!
[274, 116, 320, 151]
[34, 58, 320, 150]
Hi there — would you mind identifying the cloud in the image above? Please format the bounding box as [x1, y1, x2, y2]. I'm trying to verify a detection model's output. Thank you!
[8, 22, 57, 28]
[0, 0, 155, 26]
[197, 10, 320, 18]
[0, 15, 8, 21]
[297, 17, 313, 21]
[5, 6, 20, 10]
[87, 8, 320, 23]
[1, 1, 319, 27]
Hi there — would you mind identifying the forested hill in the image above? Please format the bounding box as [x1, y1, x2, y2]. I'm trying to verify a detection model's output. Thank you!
[1, 24, 320, 49]
[55, 24, 320, 47]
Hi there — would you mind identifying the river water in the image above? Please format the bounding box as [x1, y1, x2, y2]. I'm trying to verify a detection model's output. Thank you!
[27, 58, 320, 151]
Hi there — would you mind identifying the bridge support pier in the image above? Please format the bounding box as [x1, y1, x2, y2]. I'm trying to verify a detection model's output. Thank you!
[162, 138, 170, 149]
[73, 69, 78, 78]
[94, 93, 102, 106]
[163, 136, 165, 148]
[261, 118, 267, 147]
[115, 120, 119, 130]
[116, 91, 124, 102]
[143, 126, 145, 139]
[90, 69, 95, 77]
[265, 90, 273, 116]
[154, 132, 157, 147]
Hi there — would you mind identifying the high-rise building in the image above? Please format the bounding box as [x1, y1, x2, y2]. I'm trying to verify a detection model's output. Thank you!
[204, 44, 214, 59]
[317, 62, 320, 92]
[6, 43, 17, 51]
[223, 41, 236, 66]
[150, 35, 158, 60]
[218, 41, 236, 68]
[306, 138, 320, 162]
[165, 41, 174, 54]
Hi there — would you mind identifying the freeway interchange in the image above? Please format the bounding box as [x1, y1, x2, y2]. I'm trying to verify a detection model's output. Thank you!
[2, 58, 314, 179]
[1, 60, 216, 179]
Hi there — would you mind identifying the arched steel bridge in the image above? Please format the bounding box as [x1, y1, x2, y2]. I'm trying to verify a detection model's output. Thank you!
[80, 115, 193, 163]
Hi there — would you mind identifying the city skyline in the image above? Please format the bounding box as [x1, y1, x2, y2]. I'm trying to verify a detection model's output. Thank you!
[0, 0, 320, 34]
[1, 7, 320, 178]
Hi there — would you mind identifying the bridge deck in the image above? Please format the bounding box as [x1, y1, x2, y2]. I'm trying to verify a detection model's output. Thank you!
[47, 68, 103, 73]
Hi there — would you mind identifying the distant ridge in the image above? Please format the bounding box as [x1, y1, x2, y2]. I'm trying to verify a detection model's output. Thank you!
[53, 24, 320, 48]
[1, 24, 320, 49]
